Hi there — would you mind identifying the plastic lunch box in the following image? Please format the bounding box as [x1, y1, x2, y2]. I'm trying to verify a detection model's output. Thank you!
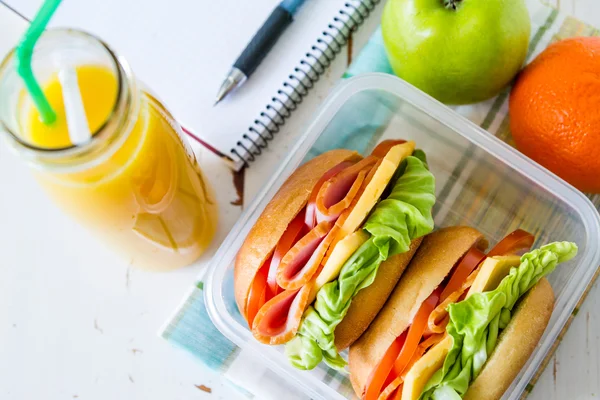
[205, 73, 600, 399]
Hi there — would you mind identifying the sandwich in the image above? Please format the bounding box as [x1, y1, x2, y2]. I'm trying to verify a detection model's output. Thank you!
[233, 140, 436, 368]
[349, 226, 578, 400]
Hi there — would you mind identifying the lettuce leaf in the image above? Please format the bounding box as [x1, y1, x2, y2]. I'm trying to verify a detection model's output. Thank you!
[285, 155, 436, 370]
[419, 241, 578, 400]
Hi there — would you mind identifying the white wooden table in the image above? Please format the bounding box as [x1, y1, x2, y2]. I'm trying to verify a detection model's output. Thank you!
[0, 1, 598, 399]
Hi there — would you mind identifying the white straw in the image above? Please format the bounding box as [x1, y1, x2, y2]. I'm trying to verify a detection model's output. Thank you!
[58, 66, 91, 146]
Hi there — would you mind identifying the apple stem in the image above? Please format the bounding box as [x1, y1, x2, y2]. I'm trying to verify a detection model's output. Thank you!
[443, 0, 462, 10]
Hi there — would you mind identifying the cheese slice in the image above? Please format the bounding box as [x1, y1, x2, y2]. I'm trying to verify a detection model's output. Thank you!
[402, 336, 453, 400]
[402, 255, 521, 400]
[467, 255, 520, 296]
[309, 142, 415, 303]
[338, 141, 416, 240]
[309, 230, 370, 303]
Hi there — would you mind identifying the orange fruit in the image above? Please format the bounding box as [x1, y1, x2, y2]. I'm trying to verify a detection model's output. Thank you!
[509, 37, 600, 193]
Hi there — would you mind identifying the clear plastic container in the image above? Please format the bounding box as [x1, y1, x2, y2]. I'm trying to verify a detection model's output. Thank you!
[205, 73, 600, 400]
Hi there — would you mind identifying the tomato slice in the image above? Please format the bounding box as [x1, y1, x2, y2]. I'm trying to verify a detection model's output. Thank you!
[487, 229, 535, 257]
[370, 139, 407, 158]
[381, 348, 425, 400]
[246, 258, 270, 329]
[391, 288, 441, 377]
[364, 289, 441, 400]
[389, 385, 403, 400]
[440, 247, 487, 302]
[305, 161, 354, 229]
[364, 331, 407, 400]
[267, 212, 306, 294]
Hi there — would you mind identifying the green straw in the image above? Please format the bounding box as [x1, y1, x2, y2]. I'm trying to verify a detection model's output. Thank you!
[16, 0, 62, 125]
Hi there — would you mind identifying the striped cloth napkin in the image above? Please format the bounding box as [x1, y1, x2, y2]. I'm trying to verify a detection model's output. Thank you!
[161, 2, 600, 399]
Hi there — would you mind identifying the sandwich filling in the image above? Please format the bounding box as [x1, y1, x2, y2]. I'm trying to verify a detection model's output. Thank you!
[418, 241, 577, 400]
[285, 154, 436, 370]
[359, 231, 577, 400]
[247, 140, 414, 345]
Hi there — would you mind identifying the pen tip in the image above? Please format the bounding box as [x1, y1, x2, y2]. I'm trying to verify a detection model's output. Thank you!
[214, 86, 228, 106]
[214, 68, 248, 106]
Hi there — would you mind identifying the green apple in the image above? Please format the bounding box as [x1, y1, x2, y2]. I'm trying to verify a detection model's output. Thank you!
[382, 0, 531, 105]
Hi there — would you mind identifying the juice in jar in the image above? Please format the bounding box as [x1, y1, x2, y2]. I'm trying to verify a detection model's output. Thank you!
[0, 30, 217, 271]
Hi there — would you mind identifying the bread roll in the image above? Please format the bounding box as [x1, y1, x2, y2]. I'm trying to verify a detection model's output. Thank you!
[464, 278, 554, 400]
[234, 149, 361, 318]
[334, 237, 423, 351]
[349, 226, 487, 394]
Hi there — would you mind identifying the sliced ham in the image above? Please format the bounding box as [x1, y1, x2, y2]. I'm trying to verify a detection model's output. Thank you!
[315, 156, 378, 224]
[277, 222, 339, 290]
[299, 156, 380, 287]
[249, 146, 392, 344]
[252, 283, 313, 345]
[267, 211, 306, 294]
[305, 161, 355, 229]
[320, 157, 383, 266]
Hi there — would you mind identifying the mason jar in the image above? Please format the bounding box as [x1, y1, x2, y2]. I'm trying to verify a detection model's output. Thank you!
[0, 29, 217, 271]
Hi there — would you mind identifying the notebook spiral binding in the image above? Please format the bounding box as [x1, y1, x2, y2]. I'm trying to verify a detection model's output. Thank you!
[230, 0, 381, 169]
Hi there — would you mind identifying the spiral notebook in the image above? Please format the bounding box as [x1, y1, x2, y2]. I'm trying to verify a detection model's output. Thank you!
[178, 0, 384, 171]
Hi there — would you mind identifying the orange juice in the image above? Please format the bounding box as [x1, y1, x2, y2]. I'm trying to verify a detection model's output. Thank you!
[19, 64, 217, 270]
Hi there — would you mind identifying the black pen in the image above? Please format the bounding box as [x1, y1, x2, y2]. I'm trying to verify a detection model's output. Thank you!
[214, 0, 307, 105]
